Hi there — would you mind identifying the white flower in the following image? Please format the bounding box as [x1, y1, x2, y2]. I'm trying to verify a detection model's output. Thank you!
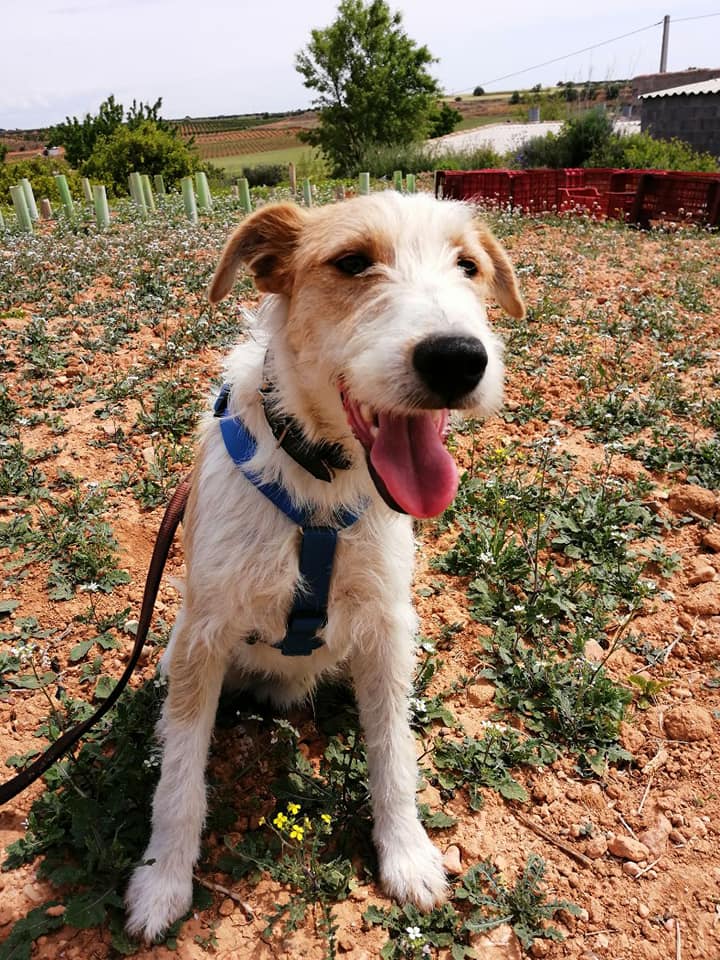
[406, 926, 423, 941]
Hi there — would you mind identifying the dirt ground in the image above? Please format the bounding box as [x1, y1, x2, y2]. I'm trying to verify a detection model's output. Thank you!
[1, 202, 720, 960]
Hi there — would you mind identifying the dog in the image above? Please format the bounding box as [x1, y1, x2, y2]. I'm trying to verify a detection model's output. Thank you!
[124, 191, 524, 940]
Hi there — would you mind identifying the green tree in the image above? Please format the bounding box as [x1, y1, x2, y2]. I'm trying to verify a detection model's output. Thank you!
[48, 95, 124, 167]
[295, 0, 440, 176]
[428, 102, 462, 138]
[48, 95, 177, 169]
[473, 86, 484, 96]
[0, 142, 7, 163]
[82, 121, 198, 195]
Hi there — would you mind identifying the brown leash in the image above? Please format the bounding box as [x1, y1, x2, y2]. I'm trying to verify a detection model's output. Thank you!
[0, 475, 192, 806]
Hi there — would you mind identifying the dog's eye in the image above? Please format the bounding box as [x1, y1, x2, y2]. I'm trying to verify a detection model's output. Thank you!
[334, 254, 372, 276]
[458, 258, 478, 277]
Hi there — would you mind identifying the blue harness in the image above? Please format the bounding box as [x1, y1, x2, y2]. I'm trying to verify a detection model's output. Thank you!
[214, 384, 364, 657]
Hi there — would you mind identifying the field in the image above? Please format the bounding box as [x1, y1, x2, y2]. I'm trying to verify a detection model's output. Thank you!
[1, 191, 720, 960]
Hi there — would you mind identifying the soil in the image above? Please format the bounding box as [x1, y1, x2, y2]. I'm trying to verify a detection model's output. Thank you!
[1, 209, 719, 960]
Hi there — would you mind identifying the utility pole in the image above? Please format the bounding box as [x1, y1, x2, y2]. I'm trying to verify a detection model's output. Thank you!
[659, 15, 670, 72]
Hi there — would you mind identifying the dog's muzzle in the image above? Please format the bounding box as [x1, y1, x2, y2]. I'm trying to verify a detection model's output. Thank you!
[412, 335, 488, 407]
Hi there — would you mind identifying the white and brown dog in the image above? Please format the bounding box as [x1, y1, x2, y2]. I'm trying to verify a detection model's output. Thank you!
[125, 191, 524, 940]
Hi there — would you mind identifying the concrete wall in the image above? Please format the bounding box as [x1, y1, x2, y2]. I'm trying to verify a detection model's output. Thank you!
[641, 94, 720, 158]
[632, 69, 720, 101]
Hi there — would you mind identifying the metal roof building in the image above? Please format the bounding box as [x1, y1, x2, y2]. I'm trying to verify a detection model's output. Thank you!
[640, 77, 720, 158]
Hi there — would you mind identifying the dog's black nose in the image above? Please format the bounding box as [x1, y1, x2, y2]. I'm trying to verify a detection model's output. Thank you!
[413, 335, 488, 405]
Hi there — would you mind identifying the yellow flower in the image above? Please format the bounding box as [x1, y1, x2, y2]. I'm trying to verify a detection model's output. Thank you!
[287, 802, 301, 816]
[258, 816, 266, 826]
[273, 812, 289, 830]
[320, 813, 332, 825]
[289, 825, 304, 841]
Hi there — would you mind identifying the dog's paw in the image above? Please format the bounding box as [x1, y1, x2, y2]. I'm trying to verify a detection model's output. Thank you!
[124, 862, 192, 942]
[377, 825, 449, 911]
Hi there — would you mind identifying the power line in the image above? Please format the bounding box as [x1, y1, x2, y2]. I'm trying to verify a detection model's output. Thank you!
[471, 20, 663, 90]
[673, 11, 720, 22]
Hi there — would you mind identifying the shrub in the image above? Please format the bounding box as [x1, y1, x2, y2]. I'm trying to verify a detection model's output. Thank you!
[357, 141, 505, 177]
[241, 164, 286, 187]
[0, 143, 7, 163]
[473, 86, 484, 96]
[517, 109, 614, 169]
[82, 121, 199, 195]
[589, 132, 718, 172]
[0, 157, 84, 205]
[429, 103, 462, 138]
[510, 91, 521, 104]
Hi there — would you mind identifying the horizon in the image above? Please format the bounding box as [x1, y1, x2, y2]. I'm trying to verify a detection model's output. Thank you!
[2, 1, 719, 131]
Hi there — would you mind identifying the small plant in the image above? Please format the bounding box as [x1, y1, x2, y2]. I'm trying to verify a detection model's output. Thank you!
[456, 855, 581, 949]
[432, 725, 551, 806]
[364, 854, 579, 957]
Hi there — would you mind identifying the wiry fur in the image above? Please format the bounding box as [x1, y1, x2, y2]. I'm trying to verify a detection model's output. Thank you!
[124, 192, 523, 941]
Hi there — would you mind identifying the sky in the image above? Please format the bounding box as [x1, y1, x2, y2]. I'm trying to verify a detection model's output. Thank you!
[2, 1, 719, 130]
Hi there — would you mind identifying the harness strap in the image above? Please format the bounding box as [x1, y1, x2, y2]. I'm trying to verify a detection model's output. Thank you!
[216, 389, 365, 656]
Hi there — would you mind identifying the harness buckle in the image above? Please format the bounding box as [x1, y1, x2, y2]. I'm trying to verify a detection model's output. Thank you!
[273, 612, 326, 657]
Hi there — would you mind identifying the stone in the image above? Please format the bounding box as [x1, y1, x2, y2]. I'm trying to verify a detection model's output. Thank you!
[584, 836, 608, 859]
[442, 844, 463, 876]
[469, 922, 522, 959]
[622, 861, 642, 878]
[687, 557, 716, 586]
[45, 904, 66, 917]
[583, 639, 605, 662]
[681, 584, 720, 617]
[218, 898, 235, 917]
[637, 813, 672, 858]
[662, 703, 714, 741]
[467, 681, 496, 707]
[701, 528, 720, 552]
[607, 835, 650, 861]
[667, 485, 718, 520]
[619, 721, 645, 754]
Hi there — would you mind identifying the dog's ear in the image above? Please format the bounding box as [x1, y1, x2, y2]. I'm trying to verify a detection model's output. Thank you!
[476, 225, 525, 319]
[208, 203, 307, 302]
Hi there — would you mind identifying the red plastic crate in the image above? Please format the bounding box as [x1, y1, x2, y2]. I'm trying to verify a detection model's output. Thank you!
[558, 186, 607, 217]
[511, 169, 561, 213]
[631, 173, 720, 227]
[581, 168, 618, 192]
[437, 170, 515, 206]
[562, 168, 586, 188]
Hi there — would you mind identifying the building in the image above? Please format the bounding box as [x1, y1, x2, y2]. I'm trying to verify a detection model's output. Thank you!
[640, 77, 720, 159]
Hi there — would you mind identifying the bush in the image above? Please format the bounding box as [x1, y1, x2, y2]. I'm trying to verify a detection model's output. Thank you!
[242, 164, 285, 187]
[518, 109, 614, 168]
[473, 86, 484, 96]
[0, 157, 84, 206]
[0, 143, 7, 163]
[82, 121, 199, 195]
[588, 132, 719, 172]
[428, 102, 462, 138]
[357, 141, 505, 177]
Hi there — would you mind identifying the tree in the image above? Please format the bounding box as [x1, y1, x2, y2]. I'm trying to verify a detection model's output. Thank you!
[82, 121, 198, 195]
[0, 142, 6, 163]
[48, 95, 177, 168]
[295, 0, 440, 175]
[428, 102, 462, 138]
[473, 86, 484, 97]
[48, 95, 124, 167]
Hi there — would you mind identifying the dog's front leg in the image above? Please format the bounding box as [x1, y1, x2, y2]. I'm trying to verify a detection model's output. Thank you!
[125, 629, 225, 941]
[351, 617, 448, 910]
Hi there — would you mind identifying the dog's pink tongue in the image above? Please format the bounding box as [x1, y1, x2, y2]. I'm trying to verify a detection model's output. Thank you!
[370, 412, 458, 518]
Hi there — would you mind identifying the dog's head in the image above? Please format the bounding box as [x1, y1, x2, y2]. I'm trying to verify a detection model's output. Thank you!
[209, 193, 524, 518]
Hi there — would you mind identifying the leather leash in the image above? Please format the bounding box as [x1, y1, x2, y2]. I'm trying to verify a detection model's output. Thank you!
[0, 475, 192, 806]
